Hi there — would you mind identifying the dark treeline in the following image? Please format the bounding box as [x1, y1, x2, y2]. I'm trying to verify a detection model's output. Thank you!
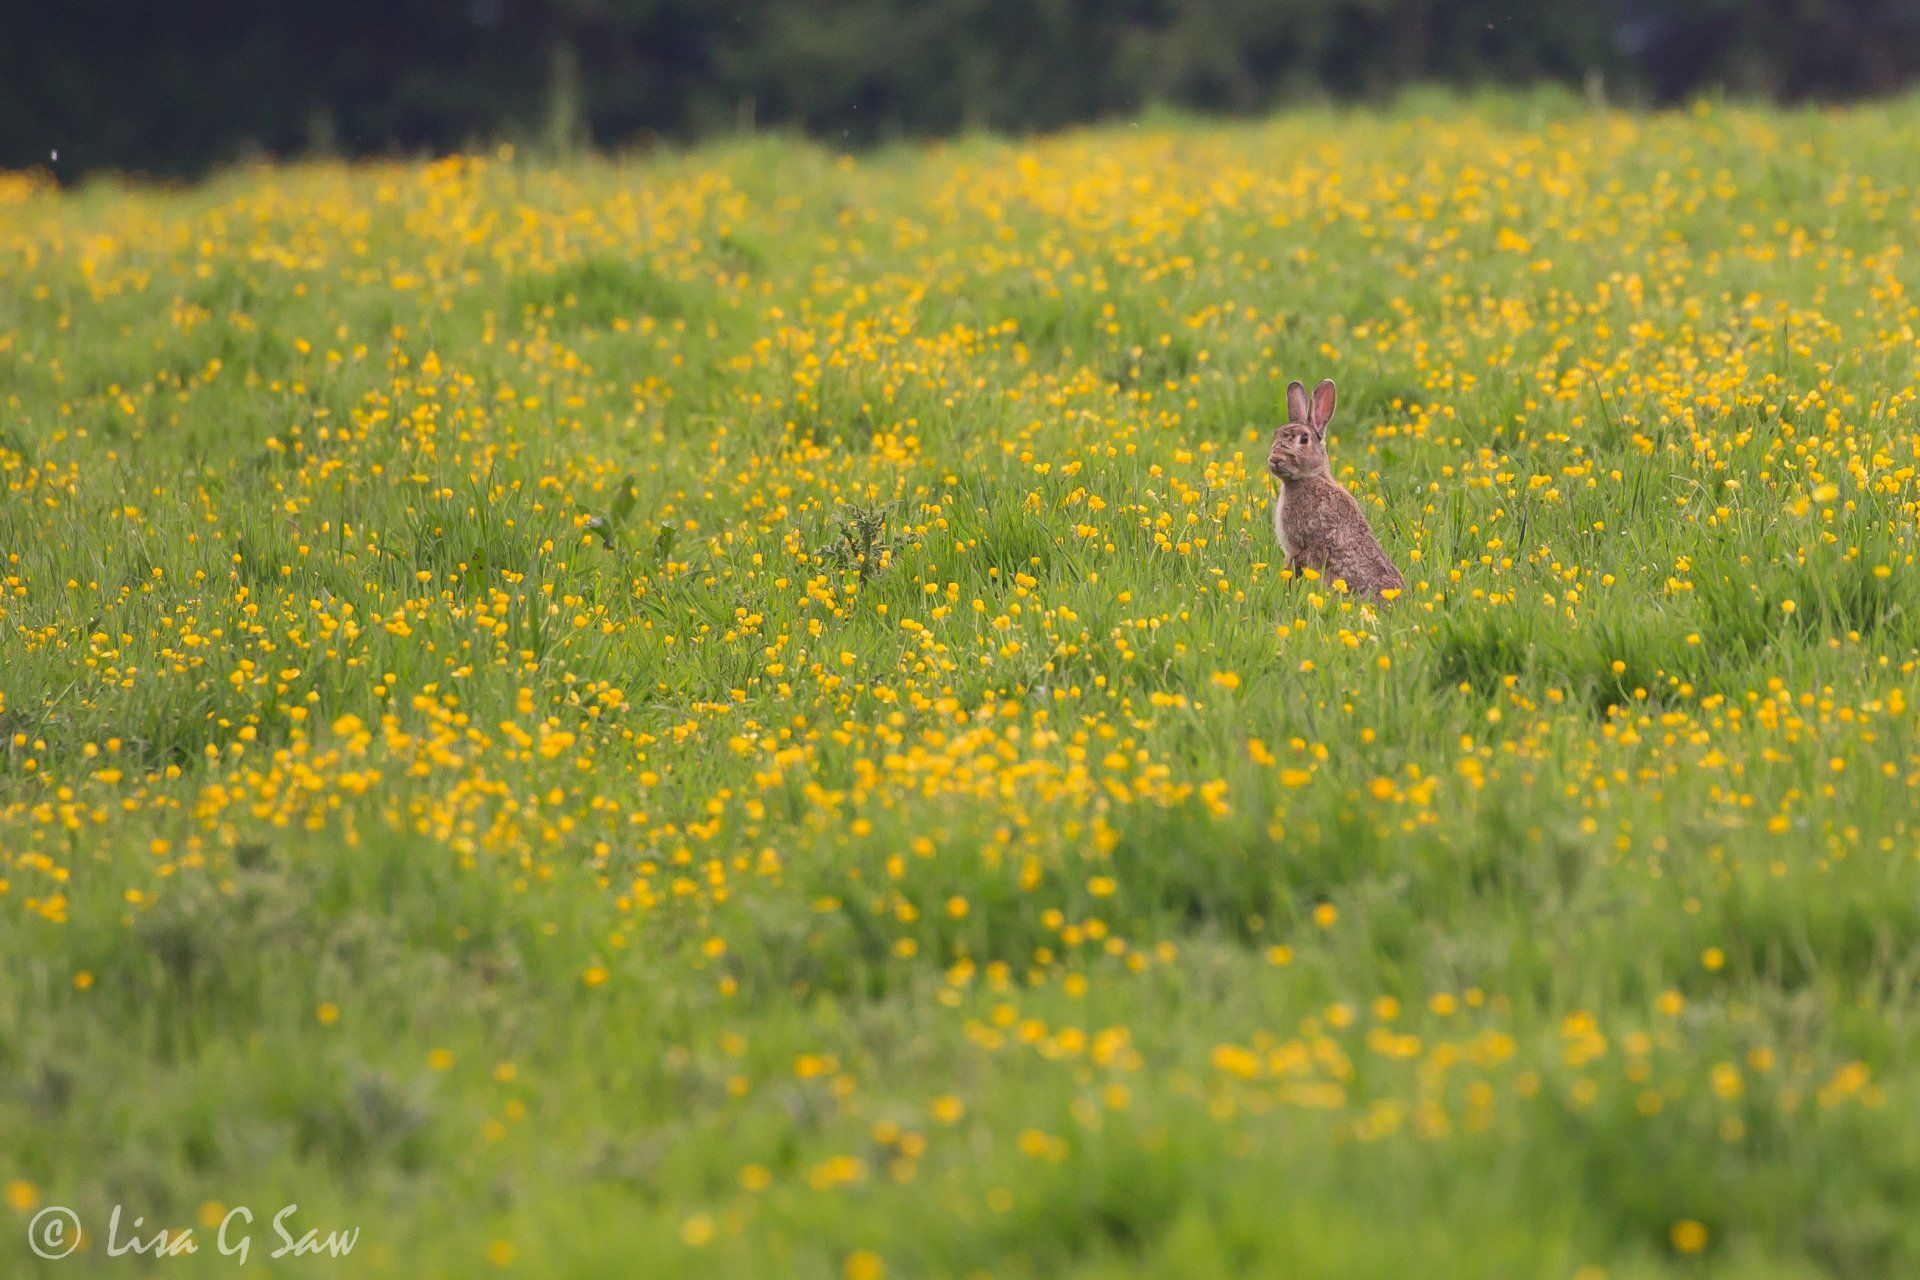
[6, 0, 1920, 179]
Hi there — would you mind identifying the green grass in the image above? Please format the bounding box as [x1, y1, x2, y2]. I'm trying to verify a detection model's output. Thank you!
[4, 93, 1920, 1276]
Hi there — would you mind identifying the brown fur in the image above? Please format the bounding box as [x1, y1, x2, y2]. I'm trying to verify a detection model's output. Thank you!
[1268, 378, 1404, 600]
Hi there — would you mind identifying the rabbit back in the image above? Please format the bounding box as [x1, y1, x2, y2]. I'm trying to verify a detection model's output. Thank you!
[1277, 477, 1404, 599]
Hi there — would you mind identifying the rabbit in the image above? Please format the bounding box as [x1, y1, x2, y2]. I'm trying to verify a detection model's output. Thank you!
[1268, 377, 1405, 600]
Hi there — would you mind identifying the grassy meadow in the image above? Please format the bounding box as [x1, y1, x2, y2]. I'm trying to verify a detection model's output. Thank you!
[5, 93, 1920, 1277]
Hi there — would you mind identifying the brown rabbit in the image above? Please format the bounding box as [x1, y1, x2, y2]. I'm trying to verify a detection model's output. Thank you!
[1268, 378, 1404, 600]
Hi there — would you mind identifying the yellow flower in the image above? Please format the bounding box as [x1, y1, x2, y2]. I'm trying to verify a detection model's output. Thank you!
[1669, 1220, 1708, 1253]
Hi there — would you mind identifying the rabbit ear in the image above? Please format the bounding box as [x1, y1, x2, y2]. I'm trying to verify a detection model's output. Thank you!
[1287, 381, 1310, 426]
[1309, 379, 1337, 437]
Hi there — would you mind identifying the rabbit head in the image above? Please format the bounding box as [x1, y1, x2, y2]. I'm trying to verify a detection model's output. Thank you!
[1269, 378, 1336, 481]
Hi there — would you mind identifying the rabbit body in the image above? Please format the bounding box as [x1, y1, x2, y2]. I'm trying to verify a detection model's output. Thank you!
[1268, 378, 1404, 600]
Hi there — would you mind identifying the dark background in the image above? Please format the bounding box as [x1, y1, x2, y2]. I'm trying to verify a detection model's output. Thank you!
[6, 0, 1920, 180]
